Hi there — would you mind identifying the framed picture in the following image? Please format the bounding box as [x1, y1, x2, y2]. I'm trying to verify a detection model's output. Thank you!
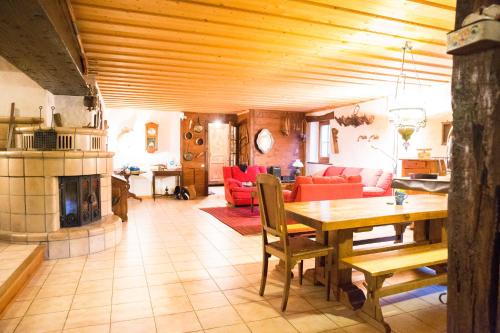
[441, 122, 452, 145]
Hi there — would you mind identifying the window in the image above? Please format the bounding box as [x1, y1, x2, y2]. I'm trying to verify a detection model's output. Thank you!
[318, 121, 330, 163]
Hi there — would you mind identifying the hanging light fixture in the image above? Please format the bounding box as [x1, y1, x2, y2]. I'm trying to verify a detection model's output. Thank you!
[388, 41, 427, 150]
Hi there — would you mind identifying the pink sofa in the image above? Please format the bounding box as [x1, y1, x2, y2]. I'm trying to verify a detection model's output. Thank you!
[320, 166, 393, 197]
[284, 176, 363, 202]
[223, 165, 267, 206]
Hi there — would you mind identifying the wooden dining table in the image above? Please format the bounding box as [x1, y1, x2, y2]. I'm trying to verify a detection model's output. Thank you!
[285, 194, 448, 309]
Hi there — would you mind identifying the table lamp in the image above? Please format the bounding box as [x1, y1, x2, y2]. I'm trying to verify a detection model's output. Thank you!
[292, 159, 304, 177]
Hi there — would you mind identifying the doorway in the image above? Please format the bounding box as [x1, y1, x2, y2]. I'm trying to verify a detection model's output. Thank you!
[208, 122, 230, 185]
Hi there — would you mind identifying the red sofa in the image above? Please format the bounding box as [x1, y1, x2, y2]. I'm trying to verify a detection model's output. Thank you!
[284, 176, 363, 202]
[319, 166, 393, 197]
[223, 165, 267, 206]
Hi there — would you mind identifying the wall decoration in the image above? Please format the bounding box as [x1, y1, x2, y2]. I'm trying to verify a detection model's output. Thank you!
[281, 113, 290, 136]
[331, 128, 339, 154]
[441, 122, 452, 145]
[145, 122, 159, 153]
[193, 117, 204, 133]
[184, 131, 193, 140]
[255, 128, 275, 154]
[335, 105, 375, 127]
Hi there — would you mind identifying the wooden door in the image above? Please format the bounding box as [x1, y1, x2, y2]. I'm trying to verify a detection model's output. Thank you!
[208, 123, 230, 184]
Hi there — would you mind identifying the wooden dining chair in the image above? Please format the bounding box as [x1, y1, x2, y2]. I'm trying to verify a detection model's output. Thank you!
[256, 173, 334, 311]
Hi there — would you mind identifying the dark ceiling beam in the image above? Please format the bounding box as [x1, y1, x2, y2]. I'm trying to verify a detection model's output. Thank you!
[0, 0, 88, 95]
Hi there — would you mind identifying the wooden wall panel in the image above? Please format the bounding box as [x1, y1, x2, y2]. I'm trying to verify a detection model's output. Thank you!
[246, 110, 305, 177]
[180, 112, 237, 196]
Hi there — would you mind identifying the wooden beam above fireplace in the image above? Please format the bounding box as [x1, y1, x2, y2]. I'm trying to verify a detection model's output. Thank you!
[0, 0, 87, 95]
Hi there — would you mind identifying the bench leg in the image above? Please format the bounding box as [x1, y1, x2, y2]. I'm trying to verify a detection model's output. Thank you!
[357, 274, 392, 333]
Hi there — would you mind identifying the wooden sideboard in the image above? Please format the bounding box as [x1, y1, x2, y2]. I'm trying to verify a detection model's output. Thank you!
[400, 159, 447, 177]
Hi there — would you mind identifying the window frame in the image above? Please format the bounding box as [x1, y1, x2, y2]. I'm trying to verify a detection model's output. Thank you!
[318, 120, 331, 164]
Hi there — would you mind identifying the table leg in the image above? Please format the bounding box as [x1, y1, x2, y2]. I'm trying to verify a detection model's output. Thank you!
[331, 229, 366, 310]
[152, 175, 156, 201]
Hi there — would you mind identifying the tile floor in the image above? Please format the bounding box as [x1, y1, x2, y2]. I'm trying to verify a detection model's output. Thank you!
[0, 188, 447, 332]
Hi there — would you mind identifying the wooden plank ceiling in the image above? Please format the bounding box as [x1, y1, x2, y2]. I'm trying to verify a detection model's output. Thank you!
[70, 0, 455, 113]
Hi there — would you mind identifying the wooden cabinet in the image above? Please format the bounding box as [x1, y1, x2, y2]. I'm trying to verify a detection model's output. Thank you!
[400, 159, 447, 177]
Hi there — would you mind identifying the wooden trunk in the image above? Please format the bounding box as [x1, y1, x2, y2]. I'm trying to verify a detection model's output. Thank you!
[448, 1, 500, 332]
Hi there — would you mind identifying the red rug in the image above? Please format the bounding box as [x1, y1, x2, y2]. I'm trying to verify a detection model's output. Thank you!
[200, 206, 262, 235]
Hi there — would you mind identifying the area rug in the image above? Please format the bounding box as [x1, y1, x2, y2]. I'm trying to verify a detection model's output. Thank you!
[200, 206, 262, 235]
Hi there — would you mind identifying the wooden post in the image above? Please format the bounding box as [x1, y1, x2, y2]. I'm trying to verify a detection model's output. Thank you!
[448, 1, 500, 332]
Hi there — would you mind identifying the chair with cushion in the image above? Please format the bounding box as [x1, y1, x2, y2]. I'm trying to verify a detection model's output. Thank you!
[223, 165, 267, 206]
[256, 173, 334, 311]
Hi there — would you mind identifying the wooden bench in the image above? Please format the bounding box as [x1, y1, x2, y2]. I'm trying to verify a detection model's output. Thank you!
[341, 244, 448, 332]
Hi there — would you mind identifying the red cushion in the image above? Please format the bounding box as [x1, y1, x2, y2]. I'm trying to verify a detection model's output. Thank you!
[362, 186, 385, 197]
[376, 172, 393, 190]
[323, 166, 345, 177]
[330, 176, 347, 184]
[295, 176, 313, 185]
[346, 175, 362, 183]
[312, 176, 332, 184]
[360, 168, 383, 187]
[341, 167, 363, 177]
[231, 186, 255, 193]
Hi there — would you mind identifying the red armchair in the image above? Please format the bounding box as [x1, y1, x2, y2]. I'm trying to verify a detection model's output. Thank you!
[223, 166, 267, 206]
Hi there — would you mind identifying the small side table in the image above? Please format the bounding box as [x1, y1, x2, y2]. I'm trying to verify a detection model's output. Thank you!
[114, 171, 144, 202]
[152, 169, 183, 201]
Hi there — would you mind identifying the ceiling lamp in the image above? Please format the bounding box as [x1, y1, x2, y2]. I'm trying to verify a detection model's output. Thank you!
[388, 42, 427, 151]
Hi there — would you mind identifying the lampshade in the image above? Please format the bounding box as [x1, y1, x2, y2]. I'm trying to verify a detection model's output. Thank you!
[292, 159, 304, 168]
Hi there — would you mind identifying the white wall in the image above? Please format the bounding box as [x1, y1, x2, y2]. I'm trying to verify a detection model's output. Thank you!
[0, 55, 90, 127]
[307, 85, 453, 176]
[106, 108, 182, 196]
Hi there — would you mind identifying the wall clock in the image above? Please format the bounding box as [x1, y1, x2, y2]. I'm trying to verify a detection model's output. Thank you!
[255, 128, 274, 154]
[145, 122, 159, 153]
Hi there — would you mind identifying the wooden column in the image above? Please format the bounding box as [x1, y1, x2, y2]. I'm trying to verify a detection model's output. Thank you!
[448, 1, 500, 332]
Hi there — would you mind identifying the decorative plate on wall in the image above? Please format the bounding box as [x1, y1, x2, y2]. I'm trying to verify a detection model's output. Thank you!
[255, 128, 275, 154]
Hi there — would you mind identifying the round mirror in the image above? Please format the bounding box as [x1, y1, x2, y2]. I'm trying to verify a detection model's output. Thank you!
[195, 138, 204, 145]
[255, 128, 275, 154]
[184, 132, 193, 140]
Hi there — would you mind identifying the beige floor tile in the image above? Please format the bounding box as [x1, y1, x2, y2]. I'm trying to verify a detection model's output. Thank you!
[196, 305, 243, 329]
[215, 276, 252, 290]
[15, 285, 41, 301]
[111, 301, 153, 322]
[268, 295, 314, 313]
[27, 295, 73, 315]
[408, 306, 447, 332]
[342, 323, 381, 333]
[188, 291, 230, 310]
[152, 295, 193, 316]
[112, 286, 150, 304]
[286, 310, 338, 333]
[149, 283, 186, 300]
[146, 272, 179, 286]
[0, 300, 30, 319]
[207, 266, 241, 278]
[321, 305, 365, 328]
[383, 292, 431, 312]
[76, 279, 113, 294]
[177, 269, 211, 282]
[246, 317, 298, 333]
[72, 291, 112, 310]
[114, 275, 148, 290]
[205, 323, 251, 333]
[385, 313, 440, 333]
[65, 306, 111, 329]
[224, 287, 264, 305]
[182, 279, 220, 294]
[16, 310, 68, 333]
[234, 300, 280, 322]
[110, 317, 156, 333]
[0, 317, 21, 333]
[37, 281, 77, 298]
[155, 311, 202, 332]
[63, 324, 110, 332]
